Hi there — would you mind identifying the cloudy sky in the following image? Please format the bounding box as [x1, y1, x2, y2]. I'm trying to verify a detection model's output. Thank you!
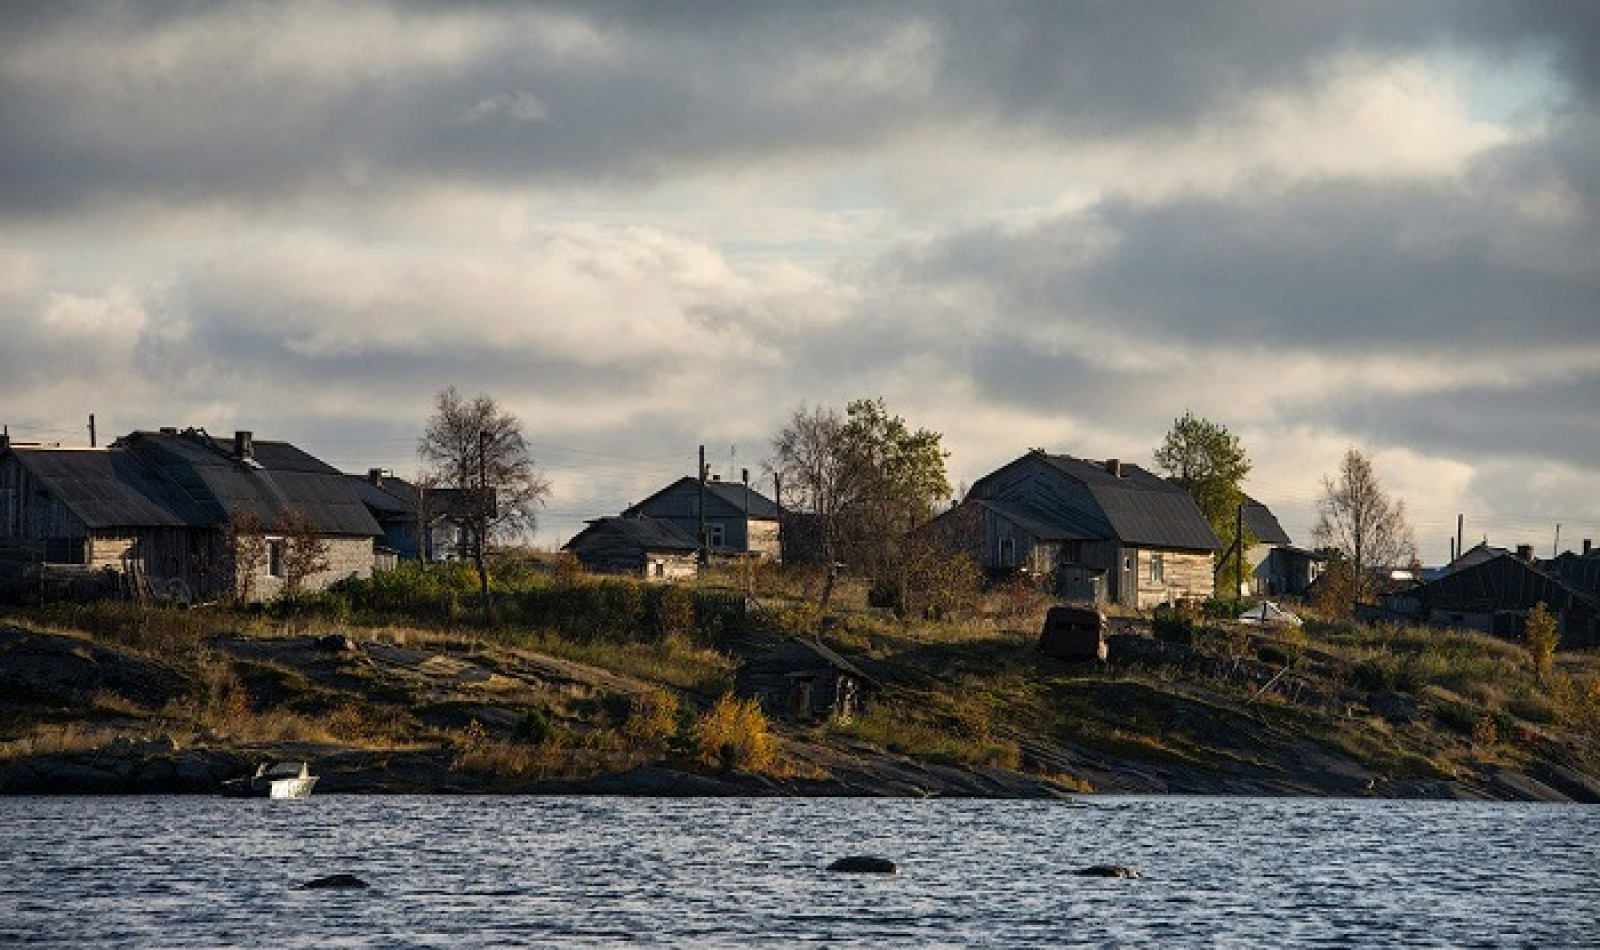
[3, 1, 1597, 561]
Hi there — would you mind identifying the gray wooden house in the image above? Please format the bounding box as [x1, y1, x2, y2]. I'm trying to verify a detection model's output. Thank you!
[0, 428, 381, 604]
[925, 451, 1221, 609]
[562, 516, 700, 581]
[734, 636, 872, 723]
[348, 469, 478, 564]
[1392, 548, 1599, 647]
[622, 476, 781, 561]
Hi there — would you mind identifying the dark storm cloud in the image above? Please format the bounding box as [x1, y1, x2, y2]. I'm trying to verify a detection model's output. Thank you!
[7, 0, 1594, 216]
[1325, 373, 1600, 467]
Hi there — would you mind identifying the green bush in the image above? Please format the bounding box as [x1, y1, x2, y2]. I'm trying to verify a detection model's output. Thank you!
[1152, 602, 1196, 645]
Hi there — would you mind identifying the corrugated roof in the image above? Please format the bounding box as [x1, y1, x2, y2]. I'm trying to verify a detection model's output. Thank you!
[971, 498, 1105, 542]
[120, 431, 380, 536]
[8, 448, 207, 528]
[1041, 455, 1222, 552]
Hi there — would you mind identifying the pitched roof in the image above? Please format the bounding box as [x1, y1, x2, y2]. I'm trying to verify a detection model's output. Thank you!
[624, 476, 781, 520]
[5, 448, 207, 529]
[563, 515, 699, 553]
[1242, 498, 1292, 546]
[6, 429, 380, 537]
[118, 430, 380, 536]
[1040, 455, 1222, 551]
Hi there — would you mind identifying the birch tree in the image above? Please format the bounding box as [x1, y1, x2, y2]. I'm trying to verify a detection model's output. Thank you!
[1312, 448, 1415, 611]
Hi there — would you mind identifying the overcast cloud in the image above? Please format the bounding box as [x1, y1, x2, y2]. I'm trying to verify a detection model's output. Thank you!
[3, 1, 1597, 560]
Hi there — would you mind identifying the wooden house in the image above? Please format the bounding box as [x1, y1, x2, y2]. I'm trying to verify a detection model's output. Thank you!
[0, 428, 381, 604]
[622, 476, 781, 561]
[1397, 548, 1599, 647]
[925, 451, 1221, 609]
[734, 636, 871, 723]
[348, 469, 478, 563]
[562, 516, 700, 581]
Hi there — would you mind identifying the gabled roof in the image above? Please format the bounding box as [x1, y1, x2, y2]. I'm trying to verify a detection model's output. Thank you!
[1039, 455, 1222, 551]
[4, 448, 208, 529]
[623, 476, 781, 520]
[117, 430, 379, 536]
[968, 498, 1106, 542]
[345, 472, 476, 522]
[1413, 552, 1600, 614]
[5, 429, 380, 537]
[1241, 497, 1292, 546]
[563, 515, 699, 553]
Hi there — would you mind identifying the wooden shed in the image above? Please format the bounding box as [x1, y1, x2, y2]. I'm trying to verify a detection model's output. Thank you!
[562, 516, 699, 581]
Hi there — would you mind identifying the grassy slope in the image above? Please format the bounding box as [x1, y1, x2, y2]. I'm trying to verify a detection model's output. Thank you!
[2, 568, 1598, 798]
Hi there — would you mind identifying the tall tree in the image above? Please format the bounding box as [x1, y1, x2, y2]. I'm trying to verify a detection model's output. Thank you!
[418, 387, 550, 602]
[770, 397, 949, 607]
[1312, 447, 1416, 611]
[1154, 411, 1254, 592]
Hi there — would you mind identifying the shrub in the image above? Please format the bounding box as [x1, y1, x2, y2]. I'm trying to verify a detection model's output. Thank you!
[513, 707, 562, 747]
[1152, 602, 1196, 645]
[1525, 602, 1558, 682]
[692, 693, 775, 773]
[621, 689, 680, 749]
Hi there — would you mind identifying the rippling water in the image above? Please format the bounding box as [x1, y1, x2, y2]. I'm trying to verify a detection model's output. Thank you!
[1, 795, 1594, 947]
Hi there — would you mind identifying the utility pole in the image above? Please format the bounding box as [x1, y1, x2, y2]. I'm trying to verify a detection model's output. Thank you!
[697, 444, 708, 565]
[1235, 502, 1245, 605]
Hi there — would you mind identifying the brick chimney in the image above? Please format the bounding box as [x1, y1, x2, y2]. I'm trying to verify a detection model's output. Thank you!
[234, 430, 254, 461]
[1516, 544, 1534, 563]
[1105, 458, 1123, 477]
[368, 468, 387, 486]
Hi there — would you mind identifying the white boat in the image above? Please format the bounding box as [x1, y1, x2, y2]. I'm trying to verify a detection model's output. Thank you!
[221, 761, 319, 799]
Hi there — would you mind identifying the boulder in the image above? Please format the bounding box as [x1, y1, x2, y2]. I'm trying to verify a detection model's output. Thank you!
[1075, 863, 1139, 876]
[826, 856, 898, 874]
[299, 874, 369, 890]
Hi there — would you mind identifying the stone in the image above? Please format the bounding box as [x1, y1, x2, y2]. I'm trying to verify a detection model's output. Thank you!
[299, 874, 369, 890]
[1073, 865, 1141, 878]
[826, 856, 897, 874]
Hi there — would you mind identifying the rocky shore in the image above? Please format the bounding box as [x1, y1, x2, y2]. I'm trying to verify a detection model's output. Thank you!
[4, 621, 1598, 802]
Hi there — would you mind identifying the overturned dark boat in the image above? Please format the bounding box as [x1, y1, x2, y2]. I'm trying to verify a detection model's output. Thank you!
[221, 761, 319, 799]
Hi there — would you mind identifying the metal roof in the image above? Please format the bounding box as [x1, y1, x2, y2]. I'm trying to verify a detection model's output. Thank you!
[1041, 455, 1223, 552]
[11, 429, 381, 537]
[6, 448, 206, 529]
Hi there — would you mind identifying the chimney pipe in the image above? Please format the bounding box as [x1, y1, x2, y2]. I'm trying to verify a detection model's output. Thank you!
[234, 430, 254, 460]
[1584, 539, 1592, 556]
[1105, 458, 1123, 477]
[1515, 544, 1534, 563]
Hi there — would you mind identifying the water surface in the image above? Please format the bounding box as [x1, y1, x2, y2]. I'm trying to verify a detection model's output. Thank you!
[2, 795, 1594, 947]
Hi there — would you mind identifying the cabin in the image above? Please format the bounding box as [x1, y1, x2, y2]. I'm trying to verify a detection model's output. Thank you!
[734, 636, 871, 723]
[924, 451, 1222, 609]
[623, 476, 781, 561]
[0, 428, 381, 604]
[562, 516, 700, 581]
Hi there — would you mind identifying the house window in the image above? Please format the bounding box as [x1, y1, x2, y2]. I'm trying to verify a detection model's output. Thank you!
[1149, 552, 1165, 583]
[999, 536, 1017, 568]
[652, 559, 665, 578]
[268, 539, 285, 577]
[708, 523, 726, 549]
[44, 536, 85, 565]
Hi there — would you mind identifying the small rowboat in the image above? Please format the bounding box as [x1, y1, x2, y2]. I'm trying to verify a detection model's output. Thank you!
[221, 761, 319, 799]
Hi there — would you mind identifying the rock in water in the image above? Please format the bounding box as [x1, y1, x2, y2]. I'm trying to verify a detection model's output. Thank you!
[827, 856, 897, 874]
[299, 874, 369, 889]
[1073, 865, 1140, 878]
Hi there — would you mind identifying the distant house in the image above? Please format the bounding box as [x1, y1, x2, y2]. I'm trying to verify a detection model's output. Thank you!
[562, 516, 699, 581]
[1394, 547, 1599, 648]
[1255, 545, 1325, 598]
[347, 469, 478, 563]
[925, 451, 1222, 609]
[734, 636, 872, 723]
[0, 428, 381, 603]
[622, 476, 781, 561]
